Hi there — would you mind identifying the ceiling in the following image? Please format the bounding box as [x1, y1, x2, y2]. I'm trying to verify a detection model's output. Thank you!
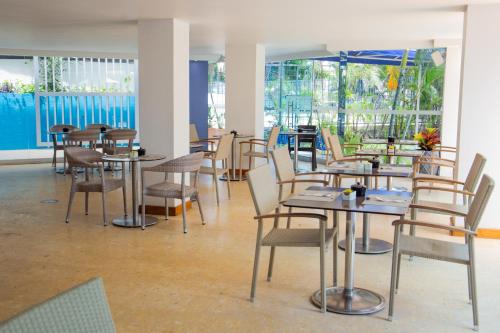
[0, 0, 493, 59]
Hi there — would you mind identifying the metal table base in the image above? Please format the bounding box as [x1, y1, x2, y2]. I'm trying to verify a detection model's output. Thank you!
[311, 287, 385, 315]
[338, 238, 392, 254]
[112, 215, 158, 228]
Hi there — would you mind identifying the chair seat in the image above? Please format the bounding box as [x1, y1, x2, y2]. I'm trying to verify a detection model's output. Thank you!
[144, 181, 197, 199]
[75, 178, 124, 192]
[243, 151, 268, 158]
[399, 235, 469, 264]
[414, 199, 468, 216]
[199, 166, 226, 175]
[262, 228, 335, 247]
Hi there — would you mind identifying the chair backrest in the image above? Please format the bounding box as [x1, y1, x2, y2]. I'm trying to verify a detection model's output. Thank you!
[148, 152, 204, 174]
[0, 277, 116, 333]
[464, 153, 487, 193]
[247, 164, 279, 216]
[103, 128, 137, 141]
[64, 129, 100, 149]
[466, 174, 494, 231]
[321, 127, 332, 152]
[65, 147, 103, 168]
[190, 124, 199, 142]
[50, 124, 77, 132]
[297, 125, 316, 144]
[271, 147, 295, 182]
[266, 126, 281, 150]
[215, 133, 233, 160]
[86, 123, 112, 131]
[328, 134, 345, 160]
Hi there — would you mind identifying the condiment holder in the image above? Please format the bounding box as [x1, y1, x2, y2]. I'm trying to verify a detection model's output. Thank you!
[351, 182, 367, 197]
[342, 189, 356, 201]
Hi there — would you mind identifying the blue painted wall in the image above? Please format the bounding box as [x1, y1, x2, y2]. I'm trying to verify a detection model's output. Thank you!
[189, 61, 209, 139]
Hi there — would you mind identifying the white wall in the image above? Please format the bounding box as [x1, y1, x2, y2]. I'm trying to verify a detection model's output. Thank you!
[138, 19, 190, 206]
[458, 4, 500, 228]
[225, 44, 265, 168]
[0, 59, 33, 84]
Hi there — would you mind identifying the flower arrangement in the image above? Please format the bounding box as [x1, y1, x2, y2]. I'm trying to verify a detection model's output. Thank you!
[414, 128, 441, 151]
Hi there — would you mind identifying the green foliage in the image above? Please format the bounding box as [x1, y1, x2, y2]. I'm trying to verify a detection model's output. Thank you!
[0, 80, 35, 94]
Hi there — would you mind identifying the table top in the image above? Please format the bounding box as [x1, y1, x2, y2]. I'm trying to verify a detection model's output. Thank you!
[283, 186, 412, 216]
[362, 139, 418, 145]
[315, 163, 412, 178]
[282, 131, 316, 136]
[355, 148, 423, 158]
[102, 154, 166, 162]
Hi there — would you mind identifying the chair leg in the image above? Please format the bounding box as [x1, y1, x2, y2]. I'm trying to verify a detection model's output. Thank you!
[267, 246, 276, 282]
[467, 264, 473, 304]
[469, 240, 479, 331]
[65, 190, 76, 223]
[214, 173, 220, 206]
[122, 185, 127, 216]
[181, 197, 188, 233]
[239, 149, 243, 181]
[101, 191, 108, 226]
[395, 253, 402, 293]
[250, 221, 263, 302]
[52, 148, 57, 167]
[286, 206, 292, 228]
[388, 227, 401, 321]
[85, 192, 89, 215]
[164, 198, 169, 220]
[195, 193, 205, 225]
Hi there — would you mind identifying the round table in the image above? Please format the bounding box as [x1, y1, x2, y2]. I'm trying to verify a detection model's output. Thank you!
[102, 154, 166, 228]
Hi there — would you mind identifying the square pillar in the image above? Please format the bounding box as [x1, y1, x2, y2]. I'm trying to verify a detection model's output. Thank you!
[138, 19, 190, 207]
[225, 44, 265, 170]
[458, 4, 500, 230]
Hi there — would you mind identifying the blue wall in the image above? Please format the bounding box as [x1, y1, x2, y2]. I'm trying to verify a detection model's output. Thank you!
[0, 94, 37, 150]
[189, 61, 209, 139]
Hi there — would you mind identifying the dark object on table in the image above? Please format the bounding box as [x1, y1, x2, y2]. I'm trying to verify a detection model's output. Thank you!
[287, 125, 317, 170]
[351, 182, 367, 197]
[230, 130, 238, 136]
[369, 156, 380, 169]
[387, 136, 395, 144]
[138, 147, 146, 156]
[100, 126, 107, 133]
[62, 127, 69, 133]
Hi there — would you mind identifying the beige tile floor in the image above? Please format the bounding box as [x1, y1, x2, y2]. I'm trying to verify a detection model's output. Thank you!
[1, 162, 499, 332]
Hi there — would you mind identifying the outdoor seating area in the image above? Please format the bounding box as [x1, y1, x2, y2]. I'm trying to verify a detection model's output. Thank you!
[1, 1, 500, 333]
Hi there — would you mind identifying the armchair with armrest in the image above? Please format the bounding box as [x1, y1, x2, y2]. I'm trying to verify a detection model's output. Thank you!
[238, 126, 280, 180]
[247, 164, 338, 313]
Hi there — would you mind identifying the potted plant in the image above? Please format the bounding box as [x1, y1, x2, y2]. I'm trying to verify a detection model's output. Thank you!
[414, 128, 441, 151]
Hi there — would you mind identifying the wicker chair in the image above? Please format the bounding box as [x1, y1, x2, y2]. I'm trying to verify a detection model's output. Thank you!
[238, 126, 280, 180]
[200, 133, 233, 205]
[0, 277, 116, 333]
[247, 164, 338, 313]
[49, 124, 77, 169]
[62, 129, 101, 173]
[270, 147, 329, 228]
[64, 147, 127, 226]
[388, 174, 494, 331]
[141, 152, 205, 233]
[410, 153, 486, 232]
[102, 128, 137, 172]
[190, 123, 216, 152]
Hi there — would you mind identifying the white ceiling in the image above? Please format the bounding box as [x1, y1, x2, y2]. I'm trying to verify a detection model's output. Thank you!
[0, 0, 494, 59]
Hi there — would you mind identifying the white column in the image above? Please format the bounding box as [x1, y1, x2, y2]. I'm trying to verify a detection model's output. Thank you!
[434, 39, 462, 177]
[138, 19, 190, 206]
[225, 44, 265, 169]
[458, 4, 500, 229]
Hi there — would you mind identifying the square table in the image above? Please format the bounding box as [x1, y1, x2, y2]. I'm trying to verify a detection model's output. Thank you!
[314, 162, 413, 254]
[283, 186, 412, 315]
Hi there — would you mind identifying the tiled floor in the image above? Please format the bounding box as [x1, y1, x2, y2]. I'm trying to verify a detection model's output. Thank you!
[1, 162, 499, 332]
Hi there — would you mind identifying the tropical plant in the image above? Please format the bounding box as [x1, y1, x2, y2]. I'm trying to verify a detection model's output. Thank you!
[414, 127, 441, 151]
